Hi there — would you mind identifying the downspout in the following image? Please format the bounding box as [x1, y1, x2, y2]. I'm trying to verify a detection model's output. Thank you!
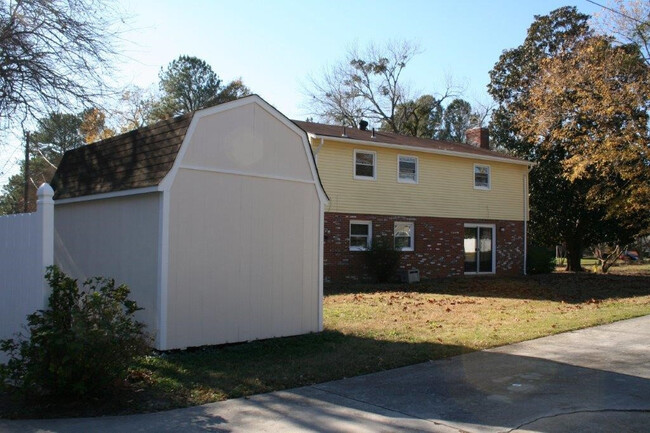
[313, 137, 324, 163]
[311, 135, 326, 330]
[523, 165, 532, 276]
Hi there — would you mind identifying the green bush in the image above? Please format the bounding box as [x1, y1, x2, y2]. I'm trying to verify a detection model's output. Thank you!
[0, 266, 151, 398]
[527, 245, 556, 274]
[365, 236, 401, 283]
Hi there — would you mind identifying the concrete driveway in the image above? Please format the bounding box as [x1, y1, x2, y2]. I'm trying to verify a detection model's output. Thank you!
[1, 315, 649, 432]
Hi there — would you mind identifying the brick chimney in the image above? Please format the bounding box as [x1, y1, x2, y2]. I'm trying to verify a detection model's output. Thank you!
[466, 127, 489, 150]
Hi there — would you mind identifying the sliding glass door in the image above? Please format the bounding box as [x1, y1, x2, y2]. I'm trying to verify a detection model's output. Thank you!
[464, 225, 495, 274]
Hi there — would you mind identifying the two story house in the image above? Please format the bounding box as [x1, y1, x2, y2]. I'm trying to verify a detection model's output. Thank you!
[294, 121, 533, 282]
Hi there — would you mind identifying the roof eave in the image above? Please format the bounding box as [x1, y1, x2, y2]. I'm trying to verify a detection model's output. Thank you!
[306, 133, 534, 167]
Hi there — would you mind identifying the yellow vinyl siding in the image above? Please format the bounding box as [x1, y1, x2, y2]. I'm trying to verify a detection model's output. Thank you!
[313, 139, 528, 221]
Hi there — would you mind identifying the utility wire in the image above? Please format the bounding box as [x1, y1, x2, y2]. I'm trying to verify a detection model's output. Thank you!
[585, 0, 646, 25]
[0, 144, 22, 177]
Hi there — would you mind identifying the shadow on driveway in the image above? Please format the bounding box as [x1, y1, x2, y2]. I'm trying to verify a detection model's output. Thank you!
[2, 315, 649, 432]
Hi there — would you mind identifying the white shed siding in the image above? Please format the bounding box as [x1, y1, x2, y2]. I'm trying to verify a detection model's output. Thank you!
[54, 193, 161, 336]
[167, 171, 320, 348]
[165, 106, 321, 349]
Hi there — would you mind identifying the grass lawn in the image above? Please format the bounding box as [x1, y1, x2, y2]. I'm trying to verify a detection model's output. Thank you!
[2, 263, 649, 418]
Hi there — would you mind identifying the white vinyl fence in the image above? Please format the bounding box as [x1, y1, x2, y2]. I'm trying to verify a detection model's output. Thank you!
[0, 184, 54, 349]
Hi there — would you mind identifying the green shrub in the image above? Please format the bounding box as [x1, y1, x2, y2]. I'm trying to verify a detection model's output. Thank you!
[527, 245, 556, 274]
[365, 236, 401, 283]
[0, 266, 151, 398]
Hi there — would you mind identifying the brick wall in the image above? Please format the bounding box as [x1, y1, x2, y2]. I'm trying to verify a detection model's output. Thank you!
[324, 212, 524, 282]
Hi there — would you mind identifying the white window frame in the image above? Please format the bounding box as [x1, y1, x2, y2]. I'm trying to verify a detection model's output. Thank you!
[349, 220, 372, 251]
[394, 221, 415, 252]
[353, 149, 377, 180]
[474, 163, 491, 190]
[397, 155, 418, 184]
[463, 223, 496, 274]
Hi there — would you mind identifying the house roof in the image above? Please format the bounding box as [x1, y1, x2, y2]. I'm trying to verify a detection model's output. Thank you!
[51, 113, 193, 200]
[292, 120, 528, 164]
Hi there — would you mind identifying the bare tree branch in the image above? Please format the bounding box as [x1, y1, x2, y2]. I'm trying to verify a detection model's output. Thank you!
[34, 147, 56, 169]
[305, 40, 420, 129]
[471, 97, 496, 128]
[0, 0, 122, 127]
[592, 0, 650, 65]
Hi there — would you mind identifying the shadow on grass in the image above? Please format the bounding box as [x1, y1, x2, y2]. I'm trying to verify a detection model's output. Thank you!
[325, 272, 650, 304]
[133, 330, 471, 412]
[0, 331, 470, 419]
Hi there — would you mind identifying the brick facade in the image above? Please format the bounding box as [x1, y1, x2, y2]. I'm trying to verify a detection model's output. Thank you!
[324, 212, 524, 282]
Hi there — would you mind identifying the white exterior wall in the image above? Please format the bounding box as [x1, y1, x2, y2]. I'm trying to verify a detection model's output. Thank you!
[165, 102, 322, 349]
[0, 185, 54, 347]
[54, 193, 161, 338]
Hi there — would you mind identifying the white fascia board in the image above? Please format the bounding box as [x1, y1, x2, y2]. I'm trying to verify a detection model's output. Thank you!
[307, 133, 535, 167]
[54, 186, 159, 205]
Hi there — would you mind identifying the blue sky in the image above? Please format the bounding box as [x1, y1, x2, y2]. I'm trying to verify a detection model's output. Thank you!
[1, 0, 606, 186]
[115, 0, 603, 119]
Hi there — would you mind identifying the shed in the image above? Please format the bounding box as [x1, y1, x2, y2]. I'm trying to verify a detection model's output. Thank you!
[51, 95, 328, 350]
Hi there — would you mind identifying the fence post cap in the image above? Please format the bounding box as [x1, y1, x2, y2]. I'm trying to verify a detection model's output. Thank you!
[37, 183, 54, 198]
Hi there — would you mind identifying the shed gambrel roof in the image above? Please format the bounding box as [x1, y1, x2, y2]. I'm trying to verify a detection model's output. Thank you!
[51, 113, 193, 200]
[292, 120, 528, 164]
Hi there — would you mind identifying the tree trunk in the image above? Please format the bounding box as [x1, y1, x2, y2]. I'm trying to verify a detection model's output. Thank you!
[565, 240, 583, 272]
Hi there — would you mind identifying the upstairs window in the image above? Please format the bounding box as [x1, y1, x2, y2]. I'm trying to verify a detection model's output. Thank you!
[354, 150, 376, 180]
[394, 221, 414, 251]
[350, 221, 372, 251]
[398, 155, 418, 183]
[474, 164, 491, 190]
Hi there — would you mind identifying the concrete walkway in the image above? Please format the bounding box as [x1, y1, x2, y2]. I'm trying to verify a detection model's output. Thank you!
[1, 315, 649, 433]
